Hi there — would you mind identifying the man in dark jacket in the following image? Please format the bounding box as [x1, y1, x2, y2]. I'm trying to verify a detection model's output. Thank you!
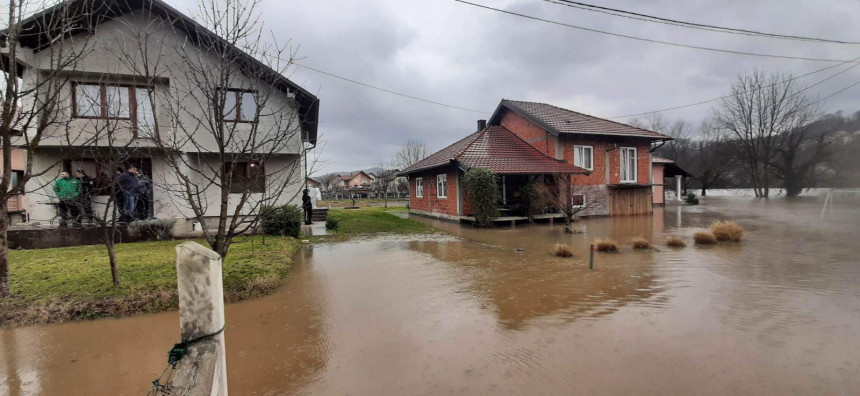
[115, 166, 139, 223]
[75, 169, 95, 224]
[302, 189, 313, 225]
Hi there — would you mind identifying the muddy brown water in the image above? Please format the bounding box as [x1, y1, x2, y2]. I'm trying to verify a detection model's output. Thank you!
[2, 196, 860, 395]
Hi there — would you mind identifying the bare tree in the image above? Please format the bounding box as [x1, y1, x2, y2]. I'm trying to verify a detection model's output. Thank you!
[113, 0, 317, 257]
[317, 172, 340, 198]
[535, 174, 604, 233]
[0, 1, 91, 296]
[393, 138, 428, 171]
[687, 121, 739, 196]
[371, 164, 397, 208]
[769, 117, 839, 196]
[713, 70, 818, 197]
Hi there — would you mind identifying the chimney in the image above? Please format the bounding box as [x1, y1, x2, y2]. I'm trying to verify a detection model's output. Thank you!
[477, 119, 487, 131]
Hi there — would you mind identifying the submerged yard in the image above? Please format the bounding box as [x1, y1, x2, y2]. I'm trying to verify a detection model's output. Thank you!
[2, 196, 860, 394]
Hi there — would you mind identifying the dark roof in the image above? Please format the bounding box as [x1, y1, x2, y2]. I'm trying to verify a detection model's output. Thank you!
[5, 0, 320, 145]
[340, 170, 372, 181]
[490, 99, 671, 140]
[401, 126, 588, 175]
[652, 156, 675, 164]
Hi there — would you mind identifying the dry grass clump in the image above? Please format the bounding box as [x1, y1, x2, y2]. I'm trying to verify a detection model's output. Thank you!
[552, 243, 574, 257]
[666, 236, 686, 248]
[595, 238, 619, 253]
[694, 230, 717, 245]
[631, 237, 651, 250]
[710, 220, 743, 242]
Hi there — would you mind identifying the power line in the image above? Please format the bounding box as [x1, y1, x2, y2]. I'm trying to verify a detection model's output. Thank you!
[293, 63, 488, 114]
[611, 57, 860, 119]
[813, 80, 860, 105]
[543, 0, 860, 45]
[453, 0, 860, 63]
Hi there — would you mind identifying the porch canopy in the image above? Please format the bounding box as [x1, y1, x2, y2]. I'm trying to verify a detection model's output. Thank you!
[653, 156, 692, 178]
[400, 125, 589, 176]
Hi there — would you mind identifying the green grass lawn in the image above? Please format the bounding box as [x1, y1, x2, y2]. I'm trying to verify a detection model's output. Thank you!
[1, 207, 439, 326]
[325, 206, 436, 235]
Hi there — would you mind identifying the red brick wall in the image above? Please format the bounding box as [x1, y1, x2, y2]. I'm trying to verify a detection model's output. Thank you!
[499, 110, 558, 159]
[408, 167, 459, 216]
[555, 136, 652, 186]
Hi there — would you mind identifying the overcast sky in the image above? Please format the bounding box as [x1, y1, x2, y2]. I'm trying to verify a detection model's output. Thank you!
[177, 0, 860, 174]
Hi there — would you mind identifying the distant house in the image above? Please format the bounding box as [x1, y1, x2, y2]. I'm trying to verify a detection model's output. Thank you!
[339, 170, 375, 198]
[306, 177, 322, 189]
[651, 156, 691, 204]
[400, 99, 672, 220]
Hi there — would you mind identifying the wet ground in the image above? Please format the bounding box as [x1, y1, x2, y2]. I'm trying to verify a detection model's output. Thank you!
[2, 195, 860, 395]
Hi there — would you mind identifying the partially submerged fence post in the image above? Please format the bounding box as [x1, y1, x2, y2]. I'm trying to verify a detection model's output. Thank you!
[171, 241, 228, 396]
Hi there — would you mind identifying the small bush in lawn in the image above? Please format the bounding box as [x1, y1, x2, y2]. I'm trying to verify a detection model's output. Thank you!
[631, 237, 651, 250]
[260, 204, 302, 238]
[710, 220, 743, 242]
[685, 192, 699, 205]
[128, 218, 176, 240]
[666, 236, 686, 248]
[552, 242, 574, 257]
[595, 238, 619, 253]
[694, 230, 717, 245]
[325, 218, 340, 231]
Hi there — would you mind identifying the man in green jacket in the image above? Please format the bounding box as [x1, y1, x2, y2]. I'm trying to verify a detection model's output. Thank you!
[54, 171, 81, 227]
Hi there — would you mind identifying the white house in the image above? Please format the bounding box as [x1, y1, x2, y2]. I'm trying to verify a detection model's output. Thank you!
[4, 0, 319, 233]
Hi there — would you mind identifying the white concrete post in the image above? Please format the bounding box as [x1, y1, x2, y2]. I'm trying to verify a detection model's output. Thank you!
[173, 241, 228, 396]
[676, 175, 683, 202]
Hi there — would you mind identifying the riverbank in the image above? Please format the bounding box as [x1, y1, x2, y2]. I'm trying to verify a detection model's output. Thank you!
[1, 207, 440, 327]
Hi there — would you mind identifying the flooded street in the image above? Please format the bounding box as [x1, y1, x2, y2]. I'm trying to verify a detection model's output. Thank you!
[3, 196, 860, 395]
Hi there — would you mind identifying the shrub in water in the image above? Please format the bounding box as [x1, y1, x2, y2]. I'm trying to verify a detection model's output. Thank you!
[326, 218, 340, 231]
[128, 218, 176, 240]
[595, 238, 619, 253]
[552, 242, 574, 257]
[666, 236, 686, 248]
[631, 237, 651, 250]
[463, 168, 500, 227]
[260, 204, 302, 238]
[685, 192, 699, 205]
[710, 220, 743, 242]
[693, 230, 717, 245]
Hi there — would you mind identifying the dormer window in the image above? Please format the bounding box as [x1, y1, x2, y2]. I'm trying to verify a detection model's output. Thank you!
[221, 89, 257, 122]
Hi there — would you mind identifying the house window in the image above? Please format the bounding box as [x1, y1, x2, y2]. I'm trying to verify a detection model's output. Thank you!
[415, 177, 423, 197]
[573, 145, 593, 170]
[572, 194, 585, 208]
[227, 161, 265, 193]
[221, 89, 257, 122]
[437, 174, 447, 198]
[72, 83, 156, 138]
[620, 147, 637, 183]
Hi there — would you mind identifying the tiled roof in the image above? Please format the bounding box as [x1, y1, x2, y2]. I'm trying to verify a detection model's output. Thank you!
[652, 156, 675, 164]
[496, 100, 671, 140]
[401, 126, 588, 175]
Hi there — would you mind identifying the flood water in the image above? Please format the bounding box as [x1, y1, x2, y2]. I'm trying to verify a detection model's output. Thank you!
[2, 196, 860, 395]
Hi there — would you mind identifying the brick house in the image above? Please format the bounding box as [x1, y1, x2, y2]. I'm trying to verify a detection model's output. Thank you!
[401, 99, 672, 220]
[339, 170, 375, 198]
[651, 156, 691, 205]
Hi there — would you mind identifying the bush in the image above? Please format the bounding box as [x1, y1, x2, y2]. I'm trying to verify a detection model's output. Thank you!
[685, 192, 699, 205]
[595, 238, 619, 253]
[631, 237, 651, 250]
[519, 182, 544, 218]
[710, 220, 743, 242]
[127, 218, 176, 241]
[552, 242, 574, 257]
[260, 204, 303, 238]
[463, 168, 500, 227]
[325, 218, 340, 231]
[693, 230, 717, 245]
[666, 236, 686, 248]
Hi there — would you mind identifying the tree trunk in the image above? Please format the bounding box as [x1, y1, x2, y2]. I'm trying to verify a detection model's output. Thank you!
[701, 186, 707, 197]
[0, 203, 10, 297]
[104, 229, 120, 286]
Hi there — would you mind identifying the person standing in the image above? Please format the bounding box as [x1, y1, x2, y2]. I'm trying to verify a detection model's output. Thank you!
[75, 169, 95, 224]
[302, 189, 313, 225]
[53, 171, 81, 227]
[115, 166, 139, 223]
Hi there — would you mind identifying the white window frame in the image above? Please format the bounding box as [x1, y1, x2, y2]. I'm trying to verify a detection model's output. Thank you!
[415, 177, 423, 198]
[573, 145, 593, 170]
[437, 174, 448, 199]
[620, 147, 637, 183]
